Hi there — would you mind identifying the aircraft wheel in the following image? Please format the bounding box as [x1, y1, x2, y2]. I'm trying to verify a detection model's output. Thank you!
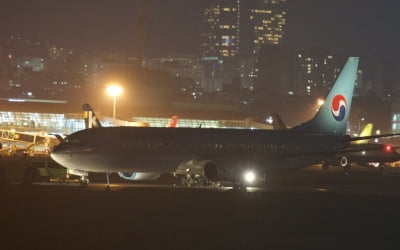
[340, 156, 348, 167]
[182, 174, 194, 187]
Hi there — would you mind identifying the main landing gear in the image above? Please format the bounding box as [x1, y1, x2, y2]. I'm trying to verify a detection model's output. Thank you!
[180, 173, 207, 187]
[79, 176, 89, 185]
[105, 172, 111, 189]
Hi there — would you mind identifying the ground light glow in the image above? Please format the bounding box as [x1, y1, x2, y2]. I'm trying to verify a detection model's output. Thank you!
[244, 171, 256, 183]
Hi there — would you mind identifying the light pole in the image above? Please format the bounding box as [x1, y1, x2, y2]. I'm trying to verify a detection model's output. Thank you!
[317, 98, 325, 107]
[313, 98, 324, 112]
[106, 85, 122, 124]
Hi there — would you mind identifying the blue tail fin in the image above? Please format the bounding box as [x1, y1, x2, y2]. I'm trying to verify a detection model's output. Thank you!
[82, 103, 102, 129]
[291, 57, 359, 135]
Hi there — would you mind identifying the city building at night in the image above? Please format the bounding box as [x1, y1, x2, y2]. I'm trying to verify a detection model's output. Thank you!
[391, 102, 400, 133]
[200, 0, 240, 92]
[10, 57, 45, 72]
[200, 0, 288, 92]
[292, 50, 364, 97]
[293, 51, 340, 96]
[145, 56, 203, 96]
[248, 0, 287, 51]
[201, 0, 240, 58]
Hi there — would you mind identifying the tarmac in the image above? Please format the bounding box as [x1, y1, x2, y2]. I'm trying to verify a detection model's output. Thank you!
[1, 165, 400, 250]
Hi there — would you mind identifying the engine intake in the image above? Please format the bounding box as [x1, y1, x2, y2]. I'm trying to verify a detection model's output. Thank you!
[118, 172, 160, 181]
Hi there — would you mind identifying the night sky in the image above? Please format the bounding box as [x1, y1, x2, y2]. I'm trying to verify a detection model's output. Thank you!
[1, 0, 400, 63]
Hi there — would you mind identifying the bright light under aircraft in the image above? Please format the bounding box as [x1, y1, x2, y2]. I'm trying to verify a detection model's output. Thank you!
[244, 171, 256, 183]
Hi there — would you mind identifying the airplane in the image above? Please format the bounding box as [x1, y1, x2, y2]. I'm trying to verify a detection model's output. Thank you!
[322, 123, 400, 171]
[51, 57, 366, 187]
[354, 123, 373, 144]
[167, 116, 178, 128]
[271, 113, 400, 172]
[321, 123, 374, 169]
[82, 103, 178, 129]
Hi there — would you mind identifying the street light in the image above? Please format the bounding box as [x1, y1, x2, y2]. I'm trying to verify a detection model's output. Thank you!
[106, 84, 122, 124]
[317, 98, 325, 107]
[313, 98, 325, 112]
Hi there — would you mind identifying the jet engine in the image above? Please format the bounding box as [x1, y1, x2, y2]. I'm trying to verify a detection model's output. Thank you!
[204, 162, 218, 181]
[203, 162, 240, 182]
[67, 169, 89, 177]
[118, 172, 160, 181]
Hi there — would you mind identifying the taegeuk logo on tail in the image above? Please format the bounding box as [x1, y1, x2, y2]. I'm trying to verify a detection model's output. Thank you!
[331, 94, 347, 121]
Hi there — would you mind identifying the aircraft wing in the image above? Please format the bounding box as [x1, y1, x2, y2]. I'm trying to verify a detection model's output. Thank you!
[334, 143, 396, 154]
[343, 133, 400, 142]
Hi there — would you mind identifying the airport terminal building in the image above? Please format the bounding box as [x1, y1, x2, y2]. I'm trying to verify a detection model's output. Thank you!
[0, 99, 272, 136]
[3, 98, 400, 136]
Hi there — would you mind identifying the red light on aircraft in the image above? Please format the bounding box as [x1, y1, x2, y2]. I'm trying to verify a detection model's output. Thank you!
[384, 145, 393, 153]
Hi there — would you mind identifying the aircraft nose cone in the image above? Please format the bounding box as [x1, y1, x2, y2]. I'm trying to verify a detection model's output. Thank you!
[50, 143, 69, 165]
[50, 144, 61, 156]
[50, 147, 62, 161]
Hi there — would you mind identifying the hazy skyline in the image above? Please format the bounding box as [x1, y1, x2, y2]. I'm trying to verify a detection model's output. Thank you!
[1, 0, 399, 62]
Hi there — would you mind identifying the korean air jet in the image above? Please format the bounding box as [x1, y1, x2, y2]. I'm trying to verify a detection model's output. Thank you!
[51, 57, 361, 187]
[322, 123, 400, 171]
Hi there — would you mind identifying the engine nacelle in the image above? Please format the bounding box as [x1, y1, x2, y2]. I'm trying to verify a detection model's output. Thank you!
[118, 172, 160, 181]
[204, 162, 218, 181]
[67, 169, 89, 177]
